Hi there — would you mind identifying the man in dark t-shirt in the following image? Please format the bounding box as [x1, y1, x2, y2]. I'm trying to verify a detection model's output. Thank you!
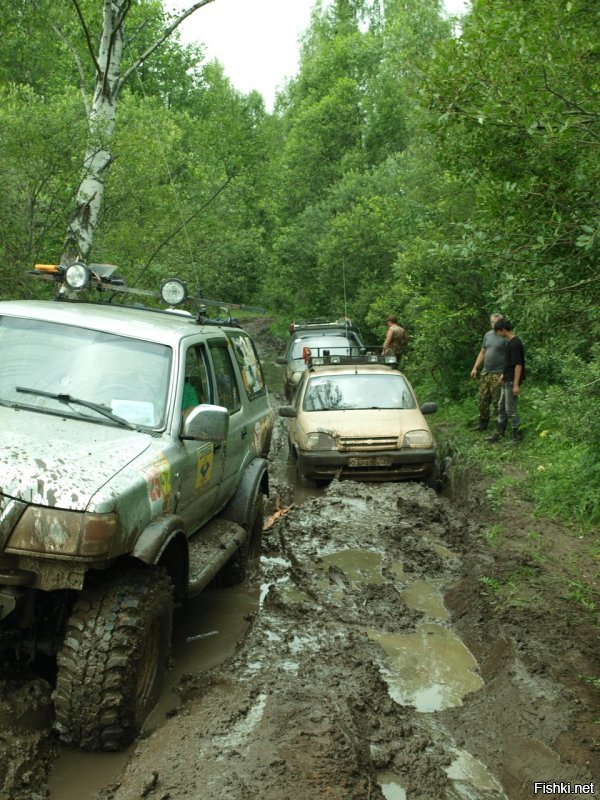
[486, 319, 526, 444]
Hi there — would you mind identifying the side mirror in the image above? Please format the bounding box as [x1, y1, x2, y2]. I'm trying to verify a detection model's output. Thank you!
[279, 405, 297, 418]
[420, 402, 438, 415]
[181, 404, 229, 441]
[276, 356, 287, 365]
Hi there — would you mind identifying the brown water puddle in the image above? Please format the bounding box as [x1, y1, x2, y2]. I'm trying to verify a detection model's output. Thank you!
[321, 548, 385, 585]
[48, 584, 259, 800]
[367, 623, 483, 712]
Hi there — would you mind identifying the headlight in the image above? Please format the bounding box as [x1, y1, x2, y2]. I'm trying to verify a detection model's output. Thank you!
[291, 371, 303, 384]
[7, 508, 118, 557]
[304, 432, 336, 450]
[401, 429, 433, 449]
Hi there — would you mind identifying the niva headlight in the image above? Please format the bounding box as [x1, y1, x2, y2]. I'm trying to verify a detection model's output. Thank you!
[304, 432, 337, 450]
[401, 429, 433, 449]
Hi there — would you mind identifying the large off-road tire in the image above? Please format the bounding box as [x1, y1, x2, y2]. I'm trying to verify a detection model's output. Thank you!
[53, 566, 173, 751]
[219, 492, 264, 586]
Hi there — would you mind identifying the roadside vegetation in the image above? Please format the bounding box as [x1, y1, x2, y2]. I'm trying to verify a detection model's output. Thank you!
[0, 2, 597, 560]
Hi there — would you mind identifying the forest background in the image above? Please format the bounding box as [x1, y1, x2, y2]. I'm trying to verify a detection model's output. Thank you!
[0, 0, 598, 529]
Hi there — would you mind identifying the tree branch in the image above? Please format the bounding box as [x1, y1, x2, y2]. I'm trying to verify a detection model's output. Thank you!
[71, 0, 102, 79]
[528, 275, 600, 296]
[119, 0, 216, 91]
[52, 24, 91, 115]
[131, 170, 235, 286]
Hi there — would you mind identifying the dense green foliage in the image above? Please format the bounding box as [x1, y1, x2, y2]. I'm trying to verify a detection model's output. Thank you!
[0, 0, 597, 524]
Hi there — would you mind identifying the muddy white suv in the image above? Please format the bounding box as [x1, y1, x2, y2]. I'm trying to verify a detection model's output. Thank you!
[0, 266, 273, 751]
[276, 318, 365, 400]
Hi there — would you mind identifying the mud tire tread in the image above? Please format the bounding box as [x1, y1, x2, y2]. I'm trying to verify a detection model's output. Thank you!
[53, 566, 173, 751]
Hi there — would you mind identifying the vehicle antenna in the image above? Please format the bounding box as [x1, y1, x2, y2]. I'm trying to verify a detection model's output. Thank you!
[126, 44, 199, 291]
[342, 259, 348, 331]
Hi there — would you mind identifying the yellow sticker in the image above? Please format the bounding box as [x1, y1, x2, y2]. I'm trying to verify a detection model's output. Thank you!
[196, 443, 214, 487]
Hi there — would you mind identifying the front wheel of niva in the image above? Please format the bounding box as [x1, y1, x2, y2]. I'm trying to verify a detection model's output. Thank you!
[52, 565, 173, 751]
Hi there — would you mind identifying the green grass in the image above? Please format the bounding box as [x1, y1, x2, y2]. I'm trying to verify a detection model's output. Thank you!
[425, 391, 600, 531]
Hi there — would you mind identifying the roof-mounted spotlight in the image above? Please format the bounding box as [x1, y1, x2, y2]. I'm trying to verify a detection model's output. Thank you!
[160, 278, 187, 306]
[64, 262, 91, 290]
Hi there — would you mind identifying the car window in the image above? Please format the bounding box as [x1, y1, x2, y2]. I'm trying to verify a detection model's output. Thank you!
[303, 374, 416, 412]
[208, 343, 241, 413]
[290, 335, 360, 360]
[183, 344, 213, 412]
[227, 332, 266, 400]
[0, 315, 171, 427]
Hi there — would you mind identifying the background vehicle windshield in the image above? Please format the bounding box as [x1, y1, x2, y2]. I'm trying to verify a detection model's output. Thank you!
[291, 335, 360, 361]
[0, 316, 171, 427]
[303, 373, 416, 411]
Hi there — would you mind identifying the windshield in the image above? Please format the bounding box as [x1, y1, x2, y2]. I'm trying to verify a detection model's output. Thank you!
[0, 316, 172, 427]
[291, 335, 360, 361]
[303, 373, 416, 412]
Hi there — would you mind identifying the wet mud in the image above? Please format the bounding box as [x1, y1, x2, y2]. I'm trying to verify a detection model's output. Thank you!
[0, 318, 597, 800]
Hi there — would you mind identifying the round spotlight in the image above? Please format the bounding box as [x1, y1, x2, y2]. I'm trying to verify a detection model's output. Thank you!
[64, 262, 91, 290]
[160, 278, 187, 306]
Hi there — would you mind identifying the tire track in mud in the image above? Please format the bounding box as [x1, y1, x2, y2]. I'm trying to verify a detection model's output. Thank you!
[107, 481, 506, 800]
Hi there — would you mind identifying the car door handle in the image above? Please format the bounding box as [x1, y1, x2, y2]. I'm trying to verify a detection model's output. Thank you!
[241, 428, 248, 439]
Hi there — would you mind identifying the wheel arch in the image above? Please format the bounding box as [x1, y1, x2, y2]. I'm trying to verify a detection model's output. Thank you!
[130, 514, 188, 601]
[219, 457, 268, 530]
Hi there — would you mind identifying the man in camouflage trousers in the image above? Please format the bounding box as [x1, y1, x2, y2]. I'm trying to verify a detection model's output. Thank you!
[470, 313, 507, 431]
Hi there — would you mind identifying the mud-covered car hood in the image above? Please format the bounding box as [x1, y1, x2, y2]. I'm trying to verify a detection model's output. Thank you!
[298, 408, 431, 439]
[0, 408, 152, 510]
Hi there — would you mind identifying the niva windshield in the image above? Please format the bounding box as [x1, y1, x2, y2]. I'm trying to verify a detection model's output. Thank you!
[0, 316, 171, 427]
[303, 374, 416, 412]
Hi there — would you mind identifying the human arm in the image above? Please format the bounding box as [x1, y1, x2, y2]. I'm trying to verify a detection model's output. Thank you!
[382, 328, 393, 354]
[471, 347, 486, 379]
[513, 364, 523, 395]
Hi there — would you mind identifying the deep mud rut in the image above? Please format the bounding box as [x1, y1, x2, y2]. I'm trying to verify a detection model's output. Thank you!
[0, 319, 598, 800]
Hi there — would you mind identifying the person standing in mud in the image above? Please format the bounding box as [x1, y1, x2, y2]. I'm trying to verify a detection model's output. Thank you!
[486, 318, 526, 444]
[469, 313, 506, 431]
[382, 316, 407, 363]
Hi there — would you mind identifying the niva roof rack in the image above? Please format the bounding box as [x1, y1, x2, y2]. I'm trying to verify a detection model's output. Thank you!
[306, 352, 398, 368]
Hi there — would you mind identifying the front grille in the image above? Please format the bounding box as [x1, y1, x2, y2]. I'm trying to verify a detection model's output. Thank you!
[338, 436, 397, 452]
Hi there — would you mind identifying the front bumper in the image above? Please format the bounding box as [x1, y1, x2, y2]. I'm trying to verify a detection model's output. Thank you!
[297, 448, 436, 481]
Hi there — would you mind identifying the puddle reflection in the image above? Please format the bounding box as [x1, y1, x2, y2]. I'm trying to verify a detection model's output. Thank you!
[400, 579, 449, 621]
[367, 622, 483, 712]
[378, 772, 407, 799]
[321, 549, 384, 585]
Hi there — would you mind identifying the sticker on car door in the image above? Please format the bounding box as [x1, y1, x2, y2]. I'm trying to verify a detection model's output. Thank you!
[195, 443, 214, 487]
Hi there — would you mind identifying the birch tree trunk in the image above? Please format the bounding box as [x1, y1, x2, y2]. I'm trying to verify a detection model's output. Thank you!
[62, 0, 216, 265]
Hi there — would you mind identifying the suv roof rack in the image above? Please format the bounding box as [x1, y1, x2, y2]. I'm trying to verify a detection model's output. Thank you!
[28, 262, 264, 325]
[307, 352, 397, 368]
[289, 317, 358, 333]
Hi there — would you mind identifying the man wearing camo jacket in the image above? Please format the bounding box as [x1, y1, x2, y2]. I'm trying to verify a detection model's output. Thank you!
[469, 313, 507, 431]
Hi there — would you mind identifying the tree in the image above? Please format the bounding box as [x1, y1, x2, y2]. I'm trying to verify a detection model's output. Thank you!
[62, 0, 216, 264]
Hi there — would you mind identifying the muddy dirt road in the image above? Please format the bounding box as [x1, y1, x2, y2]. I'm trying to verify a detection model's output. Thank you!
[1, 319, 598, 800]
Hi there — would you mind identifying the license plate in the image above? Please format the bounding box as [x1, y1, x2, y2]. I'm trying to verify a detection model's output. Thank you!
[347, 456, 392, 467]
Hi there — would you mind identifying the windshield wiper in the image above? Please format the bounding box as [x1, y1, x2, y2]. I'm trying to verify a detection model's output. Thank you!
[16, 387, 136, 430]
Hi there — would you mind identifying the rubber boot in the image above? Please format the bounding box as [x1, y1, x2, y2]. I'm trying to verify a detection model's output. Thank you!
[506, 427, 522, 445]
[476, 418, 489, 431]
[486, 422, 506, 443]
